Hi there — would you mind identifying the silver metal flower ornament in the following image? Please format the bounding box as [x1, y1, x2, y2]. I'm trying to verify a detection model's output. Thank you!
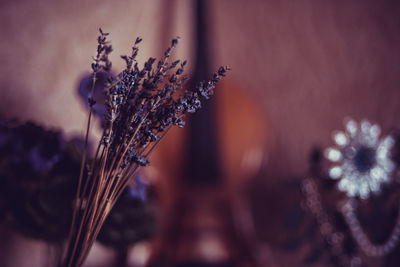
[325, 118, 395, 199]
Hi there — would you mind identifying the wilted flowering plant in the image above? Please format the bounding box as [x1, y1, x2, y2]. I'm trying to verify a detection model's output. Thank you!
[63, 29, 228, 267]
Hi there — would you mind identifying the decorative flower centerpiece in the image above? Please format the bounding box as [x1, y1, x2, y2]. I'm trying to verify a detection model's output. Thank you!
[325, 118, 395, 199]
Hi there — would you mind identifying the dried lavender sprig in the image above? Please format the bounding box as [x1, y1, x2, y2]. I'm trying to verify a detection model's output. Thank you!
[63, 29, 228, 267]
[63, 28, 113, 267]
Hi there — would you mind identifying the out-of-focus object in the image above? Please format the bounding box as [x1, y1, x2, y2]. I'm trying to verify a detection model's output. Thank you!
[146, 0, 267, 266]
[0, 119, 81, 244]
[147, 80, 267, 267]
[300, 118, 400, 267]
[324, 118, 395, 199]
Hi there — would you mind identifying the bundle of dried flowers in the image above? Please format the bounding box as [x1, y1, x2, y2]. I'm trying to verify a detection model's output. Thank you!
[62, 29, 228, 267]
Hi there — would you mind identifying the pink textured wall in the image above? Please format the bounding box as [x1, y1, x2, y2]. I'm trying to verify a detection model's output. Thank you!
[212, 0, 400, 178]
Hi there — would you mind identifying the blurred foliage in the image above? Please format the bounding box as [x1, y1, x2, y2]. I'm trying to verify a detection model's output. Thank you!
[0, 120, 81, 243]
[0, 119, 156, 248]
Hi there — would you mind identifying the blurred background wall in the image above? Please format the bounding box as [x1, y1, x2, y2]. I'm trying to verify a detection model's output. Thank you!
[1, 0, 400, 266]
